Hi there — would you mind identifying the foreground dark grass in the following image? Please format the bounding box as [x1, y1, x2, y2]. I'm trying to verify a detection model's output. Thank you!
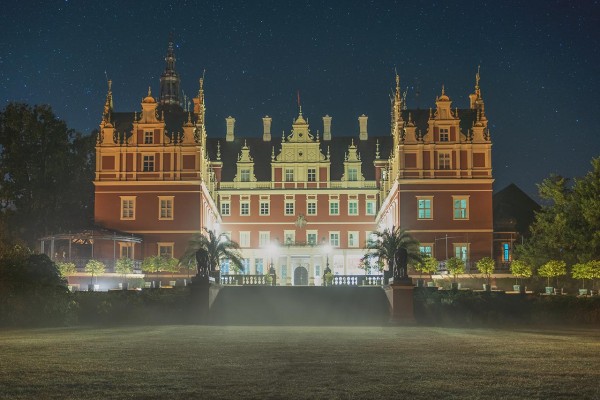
[0, 326, 598, 399]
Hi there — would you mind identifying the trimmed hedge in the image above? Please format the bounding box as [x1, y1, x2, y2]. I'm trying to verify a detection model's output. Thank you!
[414, 288, 600, 327]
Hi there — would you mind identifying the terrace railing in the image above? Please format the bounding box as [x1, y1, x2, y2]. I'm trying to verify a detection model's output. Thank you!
[330, 275, 384, 286]
[221, 274, 275, 286]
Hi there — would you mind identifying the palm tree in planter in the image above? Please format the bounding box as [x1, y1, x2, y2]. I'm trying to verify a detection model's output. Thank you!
[115, 257, 134, 290]
[84, 260, 105, 291]
[476, 257, 496, 291]
[363, 226, 421, 284]
[445, 257, 465, 290]
[572, 261, 596, 295]
[181, 228, 244, 283]
[509, 259, 533, 293]
[414, 255, 439, 287]
[538, 260, 567, 294]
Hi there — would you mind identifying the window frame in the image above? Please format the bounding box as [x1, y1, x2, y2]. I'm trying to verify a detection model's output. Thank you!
[158, 196, 174, 220]
[438, 152, 451, 170]
[417, 196, 433, 220]
[240, 201, 250, 216]
[329, 231, 340, 247]
[439, 127, 449, 142]
[260, 201, 270, 216]
[366, 200, 376, 216]
[307, 201, 317, 215]
[220, 202, 230, 216]
[348, 231, 359, 248]
[329, 200, 339, 216]
[144, 131, 154, 144]
[285, 168, 294, 182]
[157, 242, 174, 258]
[120, 196, 136, 220]
[285, 201, 295, 216]
[142, 154, 155, 172]
[452, 196, 469, 220]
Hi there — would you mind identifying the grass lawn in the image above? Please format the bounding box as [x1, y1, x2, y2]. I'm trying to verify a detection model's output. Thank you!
[0, 325, 598, 399]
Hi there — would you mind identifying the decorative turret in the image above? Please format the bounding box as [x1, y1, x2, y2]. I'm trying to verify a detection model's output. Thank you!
[159, 35, 182, 108]
[469, 66, 485, 110]
[140, 87, 160, 123]
[404, 113, 418, 144]
[434, 85, 456, 120]
[102, 79, 113, 125]
[343, 139, 365, 182]
[234, 140, 257, 182]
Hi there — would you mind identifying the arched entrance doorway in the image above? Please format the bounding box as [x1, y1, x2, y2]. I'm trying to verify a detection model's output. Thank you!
[293, 266, 308, 286]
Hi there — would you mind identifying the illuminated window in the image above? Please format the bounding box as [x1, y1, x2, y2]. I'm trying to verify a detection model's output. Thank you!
[259, 232, 270, 247]
[366, 201, 376, 215]
[417, 197, 432, 219]
[438, 153, 451, 170]
[119, 243, 133, 259]
[260, 201, 270, 216]
[221, 202, 230, 216]
[307, 168, 316, 182]
[120, 197, 136, 220]
[307, 201, 317, 215]
[240, 169, 251, 182]
[348, 168, 358, 181]
[453, 197, 469, 220]
[439, 128, 449, 142]
[329, 232, 340, 247]
[348, 200, 358, 215]
[242, 258, 250, 275]
[502, 243, 510, 262]
[285, 168, 294, 182]
[144, 131, 153, 144]
[454, 244, 469, 261]
[348, 231, 359, 248]
[158, 196, 173, 220]
[307, 231, 317, 246]
[240, 202, 250, 216]
[255, 258, 264, 274]
[329, 201, 339, 215]
[239, 232, 250, 248]
[158, 243, 174, 258]
[285, 201, 295, 215]
[284, 230, 295, 245]
[143, 155, 155, 172]
[419, 244, 433, 257]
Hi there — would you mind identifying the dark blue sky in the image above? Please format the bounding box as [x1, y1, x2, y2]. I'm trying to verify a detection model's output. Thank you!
[1, 0, 599, 198]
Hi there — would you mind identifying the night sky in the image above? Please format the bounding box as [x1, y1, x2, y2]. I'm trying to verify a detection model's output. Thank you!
[1, 0, 599, 199]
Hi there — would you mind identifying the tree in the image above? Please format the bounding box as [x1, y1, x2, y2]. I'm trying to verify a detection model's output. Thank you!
[572, 261, 596, 289]
[414, 255, 439, 280]
[475, 257, 495, 288]
[516, 157, 600, 267]
[509, 259, 533, 285]
[180, 228, 244, 278]
[362, 226, 421, 281]
[84, 260, 105, 287]
[115, 257, 134, 287]
[56, 262, 77, 280]
[0, 103, 95, 245]
[538, 260, 567, 288]
[162, 256, 180, 278]
[141, 256, 164, 282]
[446, 257, 465, 283]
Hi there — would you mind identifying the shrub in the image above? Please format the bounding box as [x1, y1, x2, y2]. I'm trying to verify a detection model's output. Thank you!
[538, 260, 567, 287]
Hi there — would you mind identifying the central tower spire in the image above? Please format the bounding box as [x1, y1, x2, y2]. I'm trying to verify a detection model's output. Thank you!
[159, 33, 182, 109]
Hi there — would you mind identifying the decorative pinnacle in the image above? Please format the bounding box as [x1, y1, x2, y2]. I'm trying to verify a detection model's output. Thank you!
[148, 86, 152, 97]
[441, 85, 445, 96]
[375, 139, 380, 159]
[217, 141, 221, 160]
[271, 146, 275, 160]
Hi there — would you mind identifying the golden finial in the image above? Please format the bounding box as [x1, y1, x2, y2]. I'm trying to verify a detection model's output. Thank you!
[408, 112, 413, 124]
[375, 139, 380, 159]
[327, 146, 330, 159]
[148, 86, 152, 97]
[187, 111, 192, 124]
[271, 146, 275, 160]
[217, 141, 221, 160]
[441, 85, 445, 96]
[476, 65, 481, 90]
[429, 108, 433, 119]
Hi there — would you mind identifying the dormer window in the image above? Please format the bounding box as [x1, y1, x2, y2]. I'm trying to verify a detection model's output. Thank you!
[307, 168, 316, 182]
[439, 128, 449, 142]
[348, 168, 358, 181]
[144, 131, 154, 144]
[240, 169, 250, 182]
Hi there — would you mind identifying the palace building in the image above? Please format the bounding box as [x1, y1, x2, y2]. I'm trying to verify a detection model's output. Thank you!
[92, 40, 493, 285]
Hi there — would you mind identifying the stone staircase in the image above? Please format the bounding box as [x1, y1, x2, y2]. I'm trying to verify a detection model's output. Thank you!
[209, 286, 390, 325]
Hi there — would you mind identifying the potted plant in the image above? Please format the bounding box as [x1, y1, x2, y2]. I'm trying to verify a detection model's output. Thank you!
[56, 261, 77, 291]
[84, 259, 106, 291]
[115, 257, 134, 290]
[161, 256, 180, 286]
[475, 257, 495, 291]
[414, 255, 439, 288]
[509, 259, 532, 293]
[572, 261, 594, 296]
[141, 255, 165, 288]
[538, 260, 566, 295]
[446, 257, 465, 290]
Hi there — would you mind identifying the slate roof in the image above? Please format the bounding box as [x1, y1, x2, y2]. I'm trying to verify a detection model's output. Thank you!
[107, 106, 478, 182]
[206, 135, 392, 182]
[493, 183, 540, 235]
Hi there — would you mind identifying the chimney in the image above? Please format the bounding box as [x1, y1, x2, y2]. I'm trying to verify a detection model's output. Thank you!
[323, 115, 332, 141]
[226, 116, 235, 142]
[358, 114, 368, 140]
[262, 115, 272, 141]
